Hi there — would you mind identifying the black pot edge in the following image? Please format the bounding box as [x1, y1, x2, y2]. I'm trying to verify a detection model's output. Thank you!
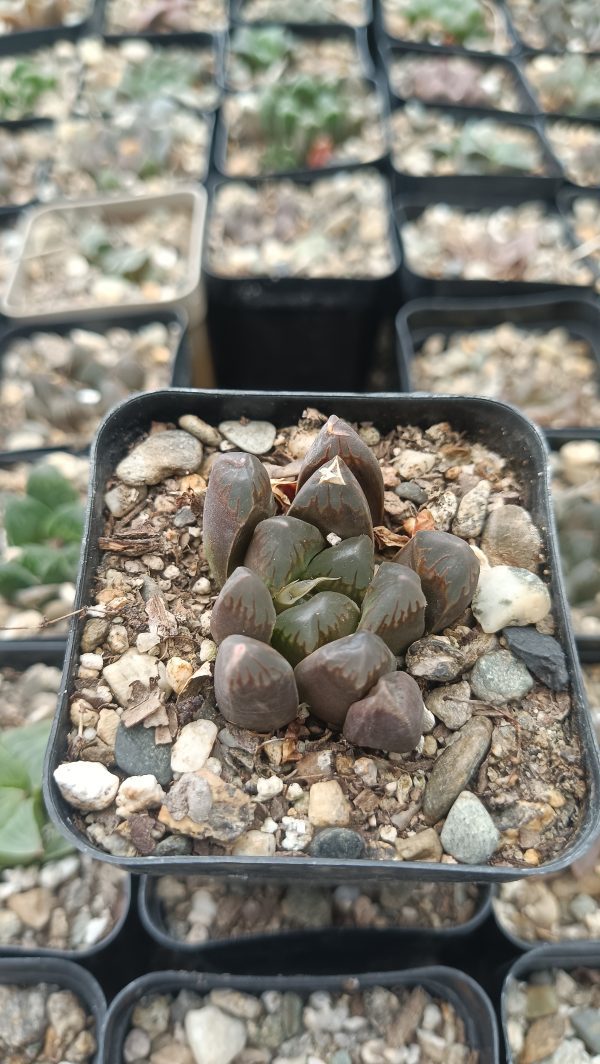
[137, 875, 493, 955]
[42, 388, 600, 883]
[501, 943, 600, 1064]
[0, 955, 106, 1064]
[0, 16, 94, 57]
[101, 965, 500, 1064]
[0, 642, 133, 961]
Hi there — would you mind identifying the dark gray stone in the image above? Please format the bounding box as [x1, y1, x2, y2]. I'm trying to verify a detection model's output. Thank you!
[395, 482, 428, 505]
[308, 827, 365, 860]
[572, 1008, 600, 1054]
[503, 626, 569, 690]
[154, 835, 193, 857]
[114, 722, 173, 787]
[422, 716, 493, 823]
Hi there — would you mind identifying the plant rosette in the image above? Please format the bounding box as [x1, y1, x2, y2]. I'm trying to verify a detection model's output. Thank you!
[0, 660, 128, 954]
[390, 103, 547, 177]
[76, 37, 221, 117]
[381, 0, 513, 52]
[51, 406, 593, 873]
[221, 77, 386, 176]
[507, 0, 600, 53]
[552, 439, 600, 639]
[401, 202, 595, 286]
[227, 26, 364, 92]
[0, 0, 91, 34]
[0, 320, 183, 453]
[0, 42, 79, 122]
[525, 55, 600, 119]
[0, 455, 88, 641]
[103, 0, 228, 33]
[388, 52, 527, 112]
[237, 0, 370, 27]
[545, 120, 600, 188]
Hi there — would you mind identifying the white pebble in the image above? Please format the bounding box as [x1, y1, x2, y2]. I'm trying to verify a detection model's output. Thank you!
[256, 776, 284, 800]
[115, 775, 165, 817]
[171, 720, 218, 774]
[54, 762, 119, 811]
[472, 565, 551, 633]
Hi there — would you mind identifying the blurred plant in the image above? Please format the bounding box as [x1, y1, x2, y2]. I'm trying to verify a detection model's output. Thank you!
[258, 75, 359, 169]
[205, 416, 480, 751]
[531, 55, 600, 116]
[120, 51, 206, 103]
[405, 109, 541, 174]
[0, 60, 57, 120]
[402, 0, 487, 43]
[0, 718, 73, 868]
[232, 25, 294, 72]
[0, 466, 83, 601]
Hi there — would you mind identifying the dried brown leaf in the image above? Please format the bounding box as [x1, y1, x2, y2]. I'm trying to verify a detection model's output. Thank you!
[145, 593, 178, 638]
[122, 679, 165, 728]
[374, 525, 409, 550]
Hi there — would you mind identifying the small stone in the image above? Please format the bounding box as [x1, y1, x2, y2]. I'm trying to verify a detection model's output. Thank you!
[80, 652, 103, 670]
[560, 439, 600, 486]
[395, 482, 428, 505]
[440, 791, 500, 864]
[166, 657, 194, 694]
[107, 625, 129, 654]
[343, 672, 425, 754]
[503, 626, 569, 690]
[472, 566, 551, 633]
[423, 716, 493, 823]
[406, 636, 465, 682]
[151, 1044, 194, 1064]
[124, 1028, 151, 1063]
[209, 990, 263, 1021]
[115, 722, 173, 787]
[471, 650, 534, 704]
[521, 1015, 566, 1063]
[104, 483, 147, 517]
[0, 985, 47, 1050]
[571, 1009, 600, 1054]
[355, 758, 378, 786]
[137, 632, 161, 653]
[256, 775, 284, 800]
[97, 708, 120, 747]
[185, 1005, 247, 1064]
[171, 719, 218, 773]
[179, 415, 222, 447]
[481, 504, 543, 571]
[425, 680, 472, 729]
[132, 995, 170, 1037]
[232, 830, 276, 856]
[46, 989, 87, 1045]
[428, 489, 459, 530]
[395, 449, 436, 478]
[80, 618, 110, 652]
[159, 769, 253, 843]
[7, 887, 54, 930]
[308, 780, 352, 827]
[309, 827, 365, 859]
[53, 761, 119, 811]
[219, 419, 276, 455]
[116, 774, 165, 816]
[570, 893, 597, 921]
[117, 430, 203, 486]
[103, 649, 160, 707]
[395, 828, 442, 862]
[452, 480, 491, 538]
[526, 984, 558, 1019]
[154, 835, 193, 857]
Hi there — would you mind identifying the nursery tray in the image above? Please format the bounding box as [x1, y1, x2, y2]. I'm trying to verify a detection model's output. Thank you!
[502, 944, 600, 1064]
[138, 875, 493, 959]
[395, 190, 598, 300]
[101, 966, 499, 1063]
[43, 389, 600, 883]
[204, 171, 401, 390]
[374, 0, 519, 58]
[0, 956, 106, 1064]
[0, 308, 190, 462]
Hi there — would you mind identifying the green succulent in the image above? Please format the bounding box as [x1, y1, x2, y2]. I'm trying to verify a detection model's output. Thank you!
[232, 26, 294, 72]
[0, 60, 57, 120]
[258, 76, 358, 169]
[120, 51, 205, 103]
[402, 0, 487, 43]
[531, 55, 600, 117]
[0, 466, 84, 602]
[0, 719, 73, 868]
[205, 416, 480, 752]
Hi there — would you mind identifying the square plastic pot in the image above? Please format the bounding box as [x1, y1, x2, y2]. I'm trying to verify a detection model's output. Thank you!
[0, 956, 106, 1064]
[43, 388, 600, 883]
[204, 171, 401, 390]
[0, 187, 207, 329]
[502, 944, 600, 1064]
[374, 0, 520, 58]
[101, 966, 499, 1063]
[231, 0, 373, 29]
[96, 0, 230, 39]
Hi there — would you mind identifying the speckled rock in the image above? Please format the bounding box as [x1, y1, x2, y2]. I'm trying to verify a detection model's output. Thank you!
[471, 649, 535, 704]
[116, 430, 203, 486]
[440, 791, 500, 864]
[481, 504, 542, 571]
[422, 716, 493, 823]
[472, 566, 551, 633]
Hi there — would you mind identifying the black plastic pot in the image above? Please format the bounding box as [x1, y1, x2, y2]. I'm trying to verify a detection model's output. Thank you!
[138, 875, 493, 958]
[0, 9, 95, 57]
[43, 388, 600, 882]
[231, 0, 374, 30]
[394, 292, 600, 412]
[204, 173, 401, 390]
[0, 956, 105, 1063]
[0, 643, 133, 961]
[502, 944, 600, 1064]
[388, 101, 562, 199]
[0, 308, 190, 462]
[101, 966, 500, 1063]
[382, 41, 539, 117]
[395, 190, 597, 300]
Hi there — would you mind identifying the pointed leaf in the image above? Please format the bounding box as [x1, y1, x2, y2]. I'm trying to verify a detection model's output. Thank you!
[0, 561, 38, 600]
[0, 795, 44, 869]
[358, 562, 426, 654]
[288, 457, 373, 542]
[214, 635, 299, 732]
[343, 672, 425, 754]
[42, 502, 84, 544]
[1, 720, 52, 793]
[295, 631, 396, 729]
[296, 415, 385, 524]
[4, 496, 51, 546]
[27, 466, 79, 510]
[274, 576, 339, 611]
[306, 534, 374, 604]
[0, 741, 30, 791]
[271, 591, 360, 667]
[203, 452, 276, 587]
[394, 530, 480, 633]
[244, 515, 324, 592]
[211, 566, 276, 645]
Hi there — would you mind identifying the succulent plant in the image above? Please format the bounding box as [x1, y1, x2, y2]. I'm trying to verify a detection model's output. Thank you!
[402, 0, 487, 44]
[205, 417, 480, 752]
[258, 76, 360, 171]
[0, 59, 57, 120]
[232, 25, 294, 73]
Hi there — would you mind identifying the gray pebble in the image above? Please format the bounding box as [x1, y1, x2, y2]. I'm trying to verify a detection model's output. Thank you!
[308, 827, 366, 860]
[116, 430, 203, 486]
[503, 626, 569, 691]
[440, 791, 500, 864]
[481, 504, 542, 572]
[471, 650, 534, 704]
[394, 482, 428, 505]
[423, 716, 493, 823]
[115, 723, 173, 787]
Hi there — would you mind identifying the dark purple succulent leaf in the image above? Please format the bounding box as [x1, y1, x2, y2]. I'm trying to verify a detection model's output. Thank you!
[305, 534, 374, 605]
[358, 561, 426, 654]
[211, 566, 276, 645]
[297, 415, 384, 524]
[203, 452, 276, 588]
[243, 515, 324, 592]
[343, 671, 425, 753]
[273, 576, 339, 612]
[288, 457, 373, 542]
[271, 591, 360, 667]
[214, 634, 299, 733]
[394, 530, 480, 633]
[294, 631, 396, 729]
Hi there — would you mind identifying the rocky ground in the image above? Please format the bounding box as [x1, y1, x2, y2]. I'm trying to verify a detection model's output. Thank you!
[388, 54, 524, 112]
[507, 0, 600, 50]
[401, 203, 594, 285]
[545, 120, 600, 187]
[104, 0, 228, 32]
[239, 0, 369, 25]
[525, 56, 600, 118]
[382, 0, 512, 50]
[154, 876, 483, 943]
[0, 983, 96, 1062]
[551, 440, 600, 637]
[51, 409, 587, 870]
[410, 325, 600, 429]
[123, 984, 479, 1062]
[226, 31, 363, 91]
[506, 966, 600, 1063]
